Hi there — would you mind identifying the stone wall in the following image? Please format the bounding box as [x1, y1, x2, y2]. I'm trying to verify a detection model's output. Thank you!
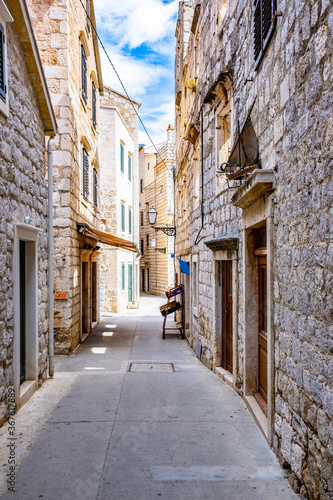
[27, 0, 102, 353]
[175, 0, 333, 497]
[0, 23, 49, 425]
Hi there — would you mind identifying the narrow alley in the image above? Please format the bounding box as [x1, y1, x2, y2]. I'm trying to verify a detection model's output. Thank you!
[0, 295, 297, 500]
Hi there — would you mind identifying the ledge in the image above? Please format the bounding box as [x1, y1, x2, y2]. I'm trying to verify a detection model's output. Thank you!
[232, 169, 274, 209]
[205, 237, 238, 251]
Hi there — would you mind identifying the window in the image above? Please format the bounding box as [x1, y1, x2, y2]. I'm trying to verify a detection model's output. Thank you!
[92, 81, 97, 128]
[192, 260, 198, 313]
[140, 178, 143, 193]
[140, 211, 143, 227]
[0, 2, 13, 117]
[140, 239, 144, 255]
[81, 46, 87, 103]
[128, 208, 132, 235]
[216, 102, 231, 169]
[83, 148, 89, 199]
[121, 202, 125, 232]
[0, 23, 6, 102]
[93, 168, 97, 208]
[146, 234, 149, 247]
[120, 143, 124, 173]
[128, 154, 132, 182]
[253, 0, 277, 69]
[121, 264, 125, 290]
[147, 162, 150, 170]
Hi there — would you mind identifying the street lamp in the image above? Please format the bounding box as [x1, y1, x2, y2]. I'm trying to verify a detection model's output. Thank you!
[147, 207, 176, 236]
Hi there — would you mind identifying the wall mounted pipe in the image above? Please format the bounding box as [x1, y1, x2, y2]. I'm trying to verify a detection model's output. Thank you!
[47, 138, 54, 378]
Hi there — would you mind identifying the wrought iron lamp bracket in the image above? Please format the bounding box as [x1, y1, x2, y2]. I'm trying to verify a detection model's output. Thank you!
[155, 227, 176, 237]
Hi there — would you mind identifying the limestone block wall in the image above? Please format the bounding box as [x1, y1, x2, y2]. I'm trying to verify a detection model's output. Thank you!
[27, 0, 102, 352]
[0, 24, 49, 425]
[175, 0, 333, 497]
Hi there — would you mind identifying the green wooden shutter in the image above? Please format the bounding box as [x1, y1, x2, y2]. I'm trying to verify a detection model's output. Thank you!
[0, 23, 6, 102]
[129, 208, 132, 235]
[128, 154, 132, 181]
[121, 264, 125, 290]
[120, 143, 124, 173]
[121, 203, 125, 232]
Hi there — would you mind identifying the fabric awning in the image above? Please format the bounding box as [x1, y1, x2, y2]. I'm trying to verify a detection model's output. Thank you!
[77, 223, 139, 254]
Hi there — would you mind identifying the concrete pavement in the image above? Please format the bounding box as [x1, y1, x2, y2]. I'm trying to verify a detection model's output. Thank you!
[0, 294, 298, 499]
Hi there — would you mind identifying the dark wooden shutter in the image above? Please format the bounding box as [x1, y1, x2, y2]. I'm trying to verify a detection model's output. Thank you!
[83, 148, 89, 199]
[0, 23, 6, 102]
[81, 46, 87, 103]
[93, 168, 97, 208]
[253, 0, 276, 69]
[92, 82, 97, 128]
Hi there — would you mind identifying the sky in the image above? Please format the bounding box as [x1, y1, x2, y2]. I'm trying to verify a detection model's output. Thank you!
[94, 0, 179, 146]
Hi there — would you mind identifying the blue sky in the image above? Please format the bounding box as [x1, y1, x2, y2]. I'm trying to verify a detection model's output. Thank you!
[94, 0, 179, 145]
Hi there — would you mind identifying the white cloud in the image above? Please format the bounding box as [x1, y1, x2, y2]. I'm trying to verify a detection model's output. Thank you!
[100, 48, 168, 98]
[94, 0, 178, 50]
[139, 100, 175, 145]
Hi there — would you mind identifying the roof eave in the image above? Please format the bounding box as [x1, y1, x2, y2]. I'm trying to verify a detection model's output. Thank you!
[7, 0, 57, 136]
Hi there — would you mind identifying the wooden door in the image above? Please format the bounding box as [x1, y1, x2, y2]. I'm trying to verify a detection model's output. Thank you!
[222, 261, 233, 373]
[141, 268, 145, 292]
[258, 256, 267, 402]
[19, 240, 26, 384]
[92, 262, 97, 322]
[81, 262, 89, 333]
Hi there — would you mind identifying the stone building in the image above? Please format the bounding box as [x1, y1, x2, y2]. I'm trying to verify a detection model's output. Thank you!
[139, 126, 175, 296]
[99, 87, 141, 313]
[0, 0, 56, 423]
[175, 1, 333, 497]
[27, 0, 103, 353]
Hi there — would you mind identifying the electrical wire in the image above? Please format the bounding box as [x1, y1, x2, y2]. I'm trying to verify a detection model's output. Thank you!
[78, 0, 160, 158]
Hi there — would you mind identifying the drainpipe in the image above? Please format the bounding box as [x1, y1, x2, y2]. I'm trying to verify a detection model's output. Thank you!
[48, 138, 54, 378]
[132, 151, 136, 302]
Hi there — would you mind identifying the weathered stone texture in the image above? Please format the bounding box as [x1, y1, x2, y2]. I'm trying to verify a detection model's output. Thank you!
[27, 0, 102, 353]
[175, 0, 333, 497]
[0, 24, 49, 425]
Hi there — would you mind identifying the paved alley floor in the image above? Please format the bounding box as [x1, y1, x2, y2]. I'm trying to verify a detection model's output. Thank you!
[0, 294, 298, 500]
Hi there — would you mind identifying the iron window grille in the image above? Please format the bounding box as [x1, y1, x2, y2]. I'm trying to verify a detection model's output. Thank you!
[83, 148, 89, 199]
[81, 45, 88, 103]
[92, 81, 97, 128]
[93, 167, 98, 208]
[0, 23, 6, 102]
[253, 0, 277, 70]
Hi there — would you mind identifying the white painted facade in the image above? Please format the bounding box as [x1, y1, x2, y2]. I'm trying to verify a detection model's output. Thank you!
[100, 88, 140, 313]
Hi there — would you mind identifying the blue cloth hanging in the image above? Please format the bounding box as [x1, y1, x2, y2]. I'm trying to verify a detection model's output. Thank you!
[177, 258, 190, 275]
